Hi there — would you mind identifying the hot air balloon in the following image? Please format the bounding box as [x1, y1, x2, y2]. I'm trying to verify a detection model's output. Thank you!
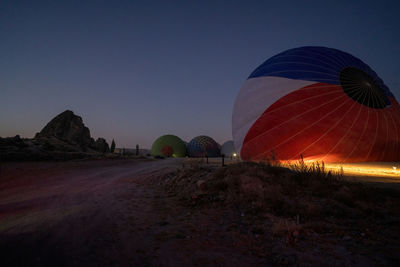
[151, 135, 186, 157]
[221, 140, 237, 157]
[187, 136, 221, 157]
[232, 46, 400, 163]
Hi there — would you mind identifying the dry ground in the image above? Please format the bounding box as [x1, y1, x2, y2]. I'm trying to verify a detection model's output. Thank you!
[0, 158, 399, 266]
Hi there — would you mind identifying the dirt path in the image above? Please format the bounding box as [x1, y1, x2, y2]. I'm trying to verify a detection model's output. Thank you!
[0, 159, 183, 266]
[0, 159, 266, 266]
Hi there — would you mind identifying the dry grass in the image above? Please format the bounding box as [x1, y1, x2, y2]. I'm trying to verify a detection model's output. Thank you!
[162, 160, 400, 265]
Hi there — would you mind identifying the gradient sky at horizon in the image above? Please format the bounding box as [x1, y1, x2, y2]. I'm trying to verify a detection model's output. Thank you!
[1, 0, 400, 148]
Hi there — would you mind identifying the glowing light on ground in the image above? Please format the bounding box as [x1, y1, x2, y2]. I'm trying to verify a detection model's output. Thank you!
[319, 162, 400, 178]
[279, 157, 400, 178]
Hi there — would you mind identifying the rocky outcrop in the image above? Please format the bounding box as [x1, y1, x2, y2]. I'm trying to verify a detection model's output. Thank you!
[1, 110, 111, 161]
[35, 110, 93, 148]
[34, 110, 110, 153]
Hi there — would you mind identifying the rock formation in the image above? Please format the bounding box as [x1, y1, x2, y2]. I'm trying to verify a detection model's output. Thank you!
[1, 110, 111, 161]
[35, 110, 93, 147]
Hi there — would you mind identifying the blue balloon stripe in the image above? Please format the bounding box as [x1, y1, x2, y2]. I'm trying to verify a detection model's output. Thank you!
[267, 55, 340, 71]
[248, 46, 393, 100]
[258, 61, 339, 76]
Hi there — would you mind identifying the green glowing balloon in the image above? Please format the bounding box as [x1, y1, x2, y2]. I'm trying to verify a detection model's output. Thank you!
[151, 135, 186, 157]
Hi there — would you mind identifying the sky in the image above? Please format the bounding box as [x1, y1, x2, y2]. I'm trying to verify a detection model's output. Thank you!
[1, 0, 400, 148]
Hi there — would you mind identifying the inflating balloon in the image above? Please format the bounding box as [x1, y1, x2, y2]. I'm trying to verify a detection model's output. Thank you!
[187, 136, 221, 157]
[221, 140, 237, 157]
[232, 46, 400, 163]
[151, 135, 186, 157]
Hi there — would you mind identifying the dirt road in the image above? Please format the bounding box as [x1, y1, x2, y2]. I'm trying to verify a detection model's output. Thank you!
[0, 158, 268, 266]
[0, 158, 189, 266]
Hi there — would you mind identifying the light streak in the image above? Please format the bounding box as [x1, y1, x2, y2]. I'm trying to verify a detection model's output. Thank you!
[320, 162, 400, 178]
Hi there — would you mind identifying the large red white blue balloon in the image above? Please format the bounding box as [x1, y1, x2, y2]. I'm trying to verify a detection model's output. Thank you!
[232, 46, 400, 163]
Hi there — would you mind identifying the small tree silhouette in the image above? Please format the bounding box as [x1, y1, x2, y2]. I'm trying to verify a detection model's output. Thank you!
[110, 139, 116, 153]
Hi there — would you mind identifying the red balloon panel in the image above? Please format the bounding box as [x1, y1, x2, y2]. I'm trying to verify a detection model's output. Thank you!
[241, 83, 400, 163]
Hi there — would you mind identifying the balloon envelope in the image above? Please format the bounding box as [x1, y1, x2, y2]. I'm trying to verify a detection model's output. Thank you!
[232, 46, 400, 163]
[151, 135, 186, 157]
[187, 136, 221, 157]
[221, 140, 237, 157]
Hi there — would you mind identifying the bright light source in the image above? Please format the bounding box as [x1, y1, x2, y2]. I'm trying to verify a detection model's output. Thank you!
[233, 153, 237, 157]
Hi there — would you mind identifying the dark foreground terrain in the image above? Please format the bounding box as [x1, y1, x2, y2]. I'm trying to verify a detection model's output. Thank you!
[0, 159, 399, 266]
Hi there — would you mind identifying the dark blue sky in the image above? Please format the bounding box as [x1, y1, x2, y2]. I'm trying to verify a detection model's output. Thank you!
[1, 0, 399, 148]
